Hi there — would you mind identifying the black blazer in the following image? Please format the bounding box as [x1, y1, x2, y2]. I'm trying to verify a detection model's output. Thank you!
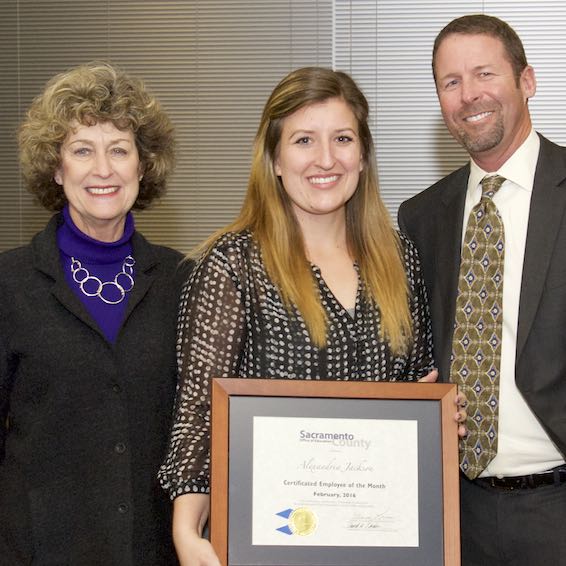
[0, 214, 188, 565]
[398, 134, 566, 458]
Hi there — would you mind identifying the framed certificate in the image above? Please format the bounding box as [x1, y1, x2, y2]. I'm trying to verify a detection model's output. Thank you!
[210, 378, 460, 566]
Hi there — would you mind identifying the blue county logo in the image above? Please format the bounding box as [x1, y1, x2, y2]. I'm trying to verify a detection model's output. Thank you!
[276, 507, 317, 536]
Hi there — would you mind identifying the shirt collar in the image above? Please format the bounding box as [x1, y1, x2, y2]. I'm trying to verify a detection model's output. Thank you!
[468, 129, 540, 195]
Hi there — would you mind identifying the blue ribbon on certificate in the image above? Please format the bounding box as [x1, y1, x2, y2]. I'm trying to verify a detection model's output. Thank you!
[276, 508, 293, 535]
[276, 507, 317, 536]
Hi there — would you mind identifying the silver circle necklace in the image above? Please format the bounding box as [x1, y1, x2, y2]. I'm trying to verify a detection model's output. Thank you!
[71, 255, 135, 305]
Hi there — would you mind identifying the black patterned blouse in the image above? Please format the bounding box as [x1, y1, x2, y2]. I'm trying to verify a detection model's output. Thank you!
[158, 230, 433, 498]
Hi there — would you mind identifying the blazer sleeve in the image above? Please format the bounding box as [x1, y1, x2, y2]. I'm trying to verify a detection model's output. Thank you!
[0, 338, 8, 461]
[0, 290, 16, 462]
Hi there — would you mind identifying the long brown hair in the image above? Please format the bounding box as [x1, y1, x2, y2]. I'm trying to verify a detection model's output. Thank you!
[196, 67, 412, 354]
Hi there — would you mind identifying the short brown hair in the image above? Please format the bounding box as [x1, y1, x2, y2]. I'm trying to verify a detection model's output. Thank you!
[19, 61, 175, 211]
[432, 14, 528, 84]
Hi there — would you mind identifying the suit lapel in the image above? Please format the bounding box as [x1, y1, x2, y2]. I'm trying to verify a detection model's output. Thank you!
[121, 231, 159, 325]
[517, 136, 566, 358]
[32, 214, 104, 335]
[50, 274, 103, 332]
[434, 165, 469, 377]
[32, 215, 162, 341]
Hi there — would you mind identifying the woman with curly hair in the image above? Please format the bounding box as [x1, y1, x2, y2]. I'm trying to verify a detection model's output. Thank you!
[0, 61, 187, 565]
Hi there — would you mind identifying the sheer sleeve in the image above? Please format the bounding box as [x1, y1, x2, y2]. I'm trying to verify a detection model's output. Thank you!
[400, 234, 435, 381]
[158, 238, 247, 499]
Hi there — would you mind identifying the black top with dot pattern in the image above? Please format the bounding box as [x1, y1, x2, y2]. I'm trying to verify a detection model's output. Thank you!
[159, 230, 433, 498]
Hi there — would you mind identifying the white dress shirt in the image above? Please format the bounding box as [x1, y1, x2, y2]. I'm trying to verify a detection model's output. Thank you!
[463, 129, 565, 477]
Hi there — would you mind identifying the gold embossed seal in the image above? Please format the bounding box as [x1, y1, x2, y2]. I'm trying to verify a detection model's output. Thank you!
[289, 507, 317, 536]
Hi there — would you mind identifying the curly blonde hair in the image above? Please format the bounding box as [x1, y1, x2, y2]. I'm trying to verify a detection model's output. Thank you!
[19, 61, 175, 211]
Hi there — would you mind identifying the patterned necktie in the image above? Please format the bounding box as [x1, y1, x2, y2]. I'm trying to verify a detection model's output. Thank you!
[451, 175, 506, 480]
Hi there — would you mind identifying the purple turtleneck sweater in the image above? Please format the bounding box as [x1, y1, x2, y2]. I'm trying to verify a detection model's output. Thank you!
[57, 206, 135, 343]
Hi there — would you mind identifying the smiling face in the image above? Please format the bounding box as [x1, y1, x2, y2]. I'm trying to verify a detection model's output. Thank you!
[434, 33, 536, 171]
[274, 97, 363, 225]
[55, 121, 141, 242]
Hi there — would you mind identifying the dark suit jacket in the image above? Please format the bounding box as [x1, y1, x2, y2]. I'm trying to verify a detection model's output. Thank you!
[0, 213, 188, 565]
[398, 133, 566, 459]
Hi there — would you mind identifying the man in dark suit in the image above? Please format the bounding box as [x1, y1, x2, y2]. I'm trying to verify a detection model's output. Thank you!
[399, 14, 566, 566]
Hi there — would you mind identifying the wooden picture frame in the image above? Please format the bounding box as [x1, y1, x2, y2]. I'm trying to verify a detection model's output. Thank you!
[211, 378, 460, 566]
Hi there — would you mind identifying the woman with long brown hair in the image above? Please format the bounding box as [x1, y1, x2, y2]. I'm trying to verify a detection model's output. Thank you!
[159, 67, 442, 565]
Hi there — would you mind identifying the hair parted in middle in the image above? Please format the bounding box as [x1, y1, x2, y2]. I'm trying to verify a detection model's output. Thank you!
[197, 66, 412, 354]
